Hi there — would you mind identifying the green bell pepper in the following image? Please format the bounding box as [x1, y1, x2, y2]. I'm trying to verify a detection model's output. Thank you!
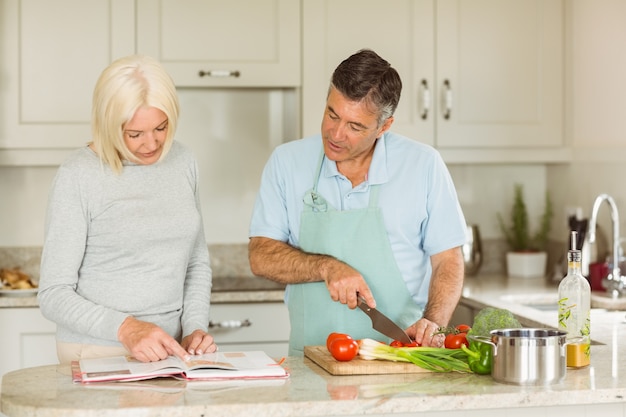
[461, 340, 492, 375]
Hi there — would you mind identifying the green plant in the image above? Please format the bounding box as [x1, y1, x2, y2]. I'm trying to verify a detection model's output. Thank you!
[497, 184, 553, 252]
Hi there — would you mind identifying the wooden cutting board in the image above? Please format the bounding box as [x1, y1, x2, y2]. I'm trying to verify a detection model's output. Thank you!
[304, 345, 432, 375]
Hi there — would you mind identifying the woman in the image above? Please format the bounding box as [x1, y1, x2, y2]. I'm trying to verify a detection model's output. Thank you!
[38, 55, 215, 363]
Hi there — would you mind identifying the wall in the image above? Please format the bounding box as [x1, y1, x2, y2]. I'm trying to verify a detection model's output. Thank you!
[0, 88, 297, 247]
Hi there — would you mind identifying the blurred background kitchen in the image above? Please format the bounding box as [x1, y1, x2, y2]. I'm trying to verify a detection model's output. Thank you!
[1, 0, 625, 276]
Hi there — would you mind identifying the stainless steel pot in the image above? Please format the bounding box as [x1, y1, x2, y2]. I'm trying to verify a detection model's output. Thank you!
[471, 328, 567, 385]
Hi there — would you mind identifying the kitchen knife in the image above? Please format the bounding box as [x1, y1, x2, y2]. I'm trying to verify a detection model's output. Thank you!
[357, 296, 413, 344]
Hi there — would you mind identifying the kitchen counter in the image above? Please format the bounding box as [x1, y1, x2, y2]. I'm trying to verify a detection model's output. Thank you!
[3, 274, 626, 417]
[0, 275, 286, 307]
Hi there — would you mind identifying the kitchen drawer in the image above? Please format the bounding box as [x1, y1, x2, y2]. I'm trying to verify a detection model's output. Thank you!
[209, 302, 289, 357]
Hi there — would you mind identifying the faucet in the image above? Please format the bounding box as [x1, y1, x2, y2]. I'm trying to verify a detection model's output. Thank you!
[588, 194, 624, 298]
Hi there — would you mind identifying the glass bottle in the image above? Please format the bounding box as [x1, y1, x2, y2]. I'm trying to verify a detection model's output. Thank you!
[558, 231, 591, 368]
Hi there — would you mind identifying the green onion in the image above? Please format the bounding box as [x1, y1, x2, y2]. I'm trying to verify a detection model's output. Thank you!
[358, 338, 472, 373]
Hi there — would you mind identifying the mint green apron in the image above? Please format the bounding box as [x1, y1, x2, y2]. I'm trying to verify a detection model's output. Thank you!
[287, 154, 422, 355]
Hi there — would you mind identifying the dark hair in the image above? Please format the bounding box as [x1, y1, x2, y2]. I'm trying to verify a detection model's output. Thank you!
[330, 49, 402, 126]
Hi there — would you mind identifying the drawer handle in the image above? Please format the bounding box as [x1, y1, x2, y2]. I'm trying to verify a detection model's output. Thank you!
[209, 319, 252, 328]
[198, 70, 241, 78]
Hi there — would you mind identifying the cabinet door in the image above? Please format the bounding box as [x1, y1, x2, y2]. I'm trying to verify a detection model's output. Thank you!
[209, 302, 289, 358]
[0, 0, 135, 154]
[572, 0, 626, 152]
[435, 0, 563, 149]
[301, 0, 434, 144]
[136, 0, 300, 87]
[0, 308, 57, 377]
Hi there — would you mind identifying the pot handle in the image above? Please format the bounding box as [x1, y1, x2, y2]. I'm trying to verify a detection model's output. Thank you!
[467, 334, 498, 356]
[467, 334, 495, 347]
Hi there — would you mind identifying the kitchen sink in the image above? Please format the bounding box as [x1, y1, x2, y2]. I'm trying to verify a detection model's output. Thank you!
[590, 292, 626, 310]
[500, 293, 559, 312]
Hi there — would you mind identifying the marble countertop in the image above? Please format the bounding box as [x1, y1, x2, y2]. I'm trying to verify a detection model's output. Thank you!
[3, 274, 626, 417]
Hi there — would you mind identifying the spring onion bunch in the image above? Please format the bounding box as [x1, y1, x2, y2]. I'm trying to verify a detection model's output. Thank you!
[358, 338, 472, 373]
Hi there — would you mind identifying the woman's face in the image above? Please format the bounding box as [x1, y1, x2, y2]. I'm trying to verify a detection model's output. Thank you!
[123, 106, 168, 165]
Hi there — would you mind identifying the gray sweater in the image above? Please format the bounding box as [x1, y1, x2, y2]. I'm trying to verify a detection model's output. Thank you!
[38, 142, 212, 346]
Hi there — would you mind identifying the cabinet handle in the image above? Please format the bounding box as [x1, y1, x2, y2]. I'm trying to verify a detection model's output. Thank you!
[208, 319, 251, 328]
[442, 79, 452, 120]
[420, 79, 431, 120]
[198, 70, 241, 78]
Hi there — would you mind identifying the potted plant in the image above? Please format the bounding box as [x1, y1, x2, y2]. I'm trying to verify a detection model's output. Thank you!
[498, 184, 553, 278]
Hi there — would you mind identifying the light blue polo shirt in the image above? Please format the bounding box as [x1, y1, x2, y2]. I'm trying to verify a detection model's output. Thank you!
[249, 132, 467, 307]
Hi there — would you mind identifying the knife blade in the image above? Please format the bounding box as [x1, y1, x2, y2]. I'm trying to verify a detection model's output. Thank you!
[357, 296, 413, 344]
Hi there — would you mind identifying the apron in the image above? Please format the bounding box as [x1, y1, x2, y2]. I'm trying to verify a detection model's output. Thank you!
[288, 153, 422, 355]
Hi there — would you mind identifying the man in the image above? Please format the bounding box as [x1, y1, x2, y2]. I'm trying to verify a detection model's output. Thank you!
[249, 49, 466, 355]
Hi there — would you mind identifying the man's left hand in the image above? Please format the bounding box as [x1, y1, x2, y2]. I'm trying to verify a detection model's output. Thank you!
[406, 317, 445, 347]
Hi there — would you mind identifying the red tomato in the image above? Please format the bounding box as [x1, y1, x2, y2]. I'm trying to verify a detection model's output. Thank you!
[390, 340, 419, 347]
[455, 324, 471, 333]
[326, 332, 352, 352]
[444, 332, 468, 349]
[329, 338, 359, 361]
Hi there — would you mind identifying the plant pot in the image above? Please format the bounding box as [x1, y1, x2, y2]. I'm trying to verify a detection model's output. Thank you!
[506, 251, 547, 278]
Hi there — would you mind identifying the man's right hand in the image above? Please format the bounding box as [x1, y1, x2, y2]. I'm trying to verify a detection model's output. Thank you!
[249, 237, 376, 309]
[322, 258, 376, 309]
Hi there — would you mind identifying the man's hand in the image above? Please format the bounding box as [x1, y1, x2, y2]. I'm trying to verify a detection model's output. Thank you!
[406, 317, 445, 347]
[181, 329, 217, 356]
[117, 316, 190, 362]
[249, 237, 376, 309]
[322, 260, 375, 309]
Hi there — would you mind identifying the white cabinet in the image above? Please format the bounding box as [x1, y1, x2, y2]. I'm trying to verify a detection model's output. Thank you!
[302, 0, 567, 163]
[0, 308, 57, 378]
[0, 0, 135, 165]
[571, 0, 626, 159]
[209, 302, 289, 359]
[136, 0, 300, 87]
[0, 302, 289, 379]
[302, 0, 435, 145]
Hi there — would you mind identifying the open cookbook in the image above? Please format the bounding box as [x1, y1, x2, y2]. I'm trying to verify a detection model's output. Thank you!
[72, 350, 288, 383]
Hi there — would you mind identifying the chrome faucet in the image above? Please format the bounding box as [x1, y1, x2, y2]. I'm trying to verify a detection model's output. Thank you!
[588, 193, 624, 298]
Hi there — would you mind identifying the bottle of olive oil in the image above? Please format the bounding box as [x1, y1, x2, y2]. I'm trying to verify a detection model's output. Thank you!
[558, 231, 591, 368]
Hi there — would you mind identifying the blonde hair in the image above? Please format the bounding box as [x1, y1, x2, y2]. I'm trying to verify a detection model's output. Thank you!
[90, 55, 179, 174]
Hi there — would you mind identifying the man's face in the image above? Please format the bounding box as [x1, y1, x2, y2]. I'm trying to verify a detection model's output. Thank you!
[321, 88, 393, 163]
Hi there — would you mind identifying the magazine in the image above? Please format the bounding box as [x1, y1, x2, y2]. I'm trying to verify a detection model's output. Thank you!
[72, 351, 288, 383]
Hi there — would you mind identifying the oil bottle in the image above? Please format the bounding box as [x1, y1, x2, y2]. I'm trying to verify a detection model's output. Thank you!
[558, 230, 591, 368]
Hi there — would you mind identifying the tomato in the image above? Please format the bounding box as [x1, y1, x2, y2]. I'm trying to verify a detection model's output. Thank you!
[390, 339, 419, 347]
[329, 338, 359, 361]
[444, 332, 468, 349]
[455, 324, 471, 333]
[326, 332, 352, 352]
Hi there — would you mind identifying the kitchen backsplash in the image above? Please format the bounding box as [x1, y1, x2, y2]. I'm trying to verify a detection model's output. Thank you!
[0, 243, 255, 283]
[1, 238, 557, 284]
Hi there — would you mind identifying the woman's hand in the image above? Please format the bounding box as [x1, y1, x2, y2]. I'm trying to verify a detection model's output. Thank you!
[181, 329, 217, 356]
[117, 316, 190, 362]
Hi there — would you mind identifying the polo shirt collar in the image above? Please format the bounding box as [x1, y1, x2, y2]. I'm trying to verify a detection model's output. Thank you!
[321, 133, 389, 185]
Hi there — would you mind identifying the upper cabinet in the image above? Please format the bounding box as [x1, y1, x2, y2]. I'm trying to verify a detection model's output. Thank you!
[0, 0, 135, 163]
[571, 0, 626, 159]
[302, 0, 568, 163]
[302, 0, 436, 145]
[136, 0, 301, 87]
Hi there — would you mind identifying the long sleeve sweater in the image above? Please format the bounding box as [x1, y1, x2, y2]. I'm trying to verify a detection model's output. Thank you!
[38, 141, 212, 346]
